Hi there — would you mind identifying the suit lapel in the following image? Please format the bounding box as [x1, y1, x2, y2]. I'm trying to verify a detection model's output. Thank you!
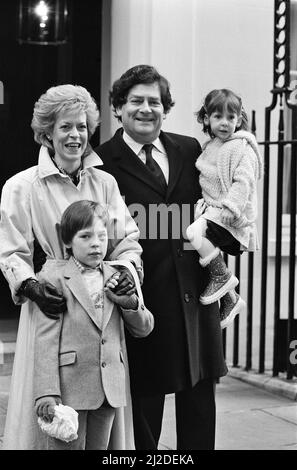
[64, 258, 102, 330]
[102, 263, 118, 330]
[160, 131, 183, 200]
[110, 128, 167, 197]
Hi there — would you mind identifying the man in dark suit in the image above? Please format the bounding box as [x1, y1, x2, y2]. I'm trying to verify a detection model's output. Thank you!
[95, 65, 227, 450]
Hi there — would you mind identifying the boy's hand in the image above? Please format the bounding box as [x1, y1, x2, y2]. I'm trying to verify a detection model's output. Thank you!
[221, 207, 236, 226]
[195, 198, 207, 219]
[105, 284, 139, 310]
[35, 396, 62, 423]
[106, 269, 136, 296]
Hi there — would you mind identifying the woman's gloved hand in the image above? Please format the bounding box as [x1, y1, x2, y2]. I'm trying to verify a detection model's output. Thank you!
[111, 268, 136, 296]
[20, 279, 67, 319]
[105, 273, 138, 310]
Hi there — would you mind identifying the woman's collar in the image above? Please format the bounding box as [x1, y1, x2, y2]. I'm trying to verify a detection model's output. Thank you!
[38, 146, 103, 179]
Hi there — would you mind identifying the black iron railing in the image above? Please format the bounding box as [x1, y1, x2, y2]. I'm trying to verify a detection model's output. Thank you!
[224, 0, 297, 381]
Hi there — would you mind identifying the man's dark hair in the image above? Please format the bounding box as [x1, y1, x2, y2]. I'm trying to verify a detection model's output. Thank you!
[109, 64, 175, 121]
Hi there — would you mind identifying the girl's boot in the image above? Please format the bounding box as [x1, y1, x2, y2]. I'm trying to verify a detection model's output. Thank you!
[199, 247, 238, 304]
[220, 290, 246, 329]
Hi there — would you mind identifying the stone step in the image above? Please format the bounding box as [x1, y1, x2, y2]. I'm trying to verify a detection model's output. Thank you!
[0, 317, 18, 376]
[0, 375, 11, 446]
[0, 341, 15, 376]
[0, 320, 18, 448]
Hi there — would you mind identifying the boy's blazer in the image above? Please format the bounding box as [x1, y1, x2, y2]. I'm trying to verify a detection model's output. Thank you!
[33, 258, 154, 410]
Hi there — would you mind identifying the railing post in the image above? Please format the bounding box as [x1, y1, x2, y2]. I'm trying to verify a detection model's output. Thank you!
[245, 110, 257, 371]
[232, 255, 240, 367]
[259, 105, 273, 373]
[259, 0, 289, 375]
[245, 252, 254, 371]
[272, 102, 285, 376]
[222, 252, 228, 359]
[286, 106, 297, 379]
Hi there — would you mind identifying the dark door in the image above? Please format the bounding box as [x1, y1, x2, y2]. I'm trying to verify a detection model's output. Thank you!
[0, 0, 102, 317]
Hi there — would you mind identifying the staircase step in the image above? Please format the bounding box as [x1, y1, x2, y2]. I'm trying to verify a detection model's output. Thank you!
[0, 341, 15, 376]
[0, 319, 18, 448]
[0, 376, 10, 405]
[0, 375, 11, 445]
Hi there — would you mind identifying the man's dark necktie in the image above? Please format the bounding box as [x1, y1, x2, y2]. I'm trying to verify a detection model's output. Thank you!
[142, 144, 167, 191]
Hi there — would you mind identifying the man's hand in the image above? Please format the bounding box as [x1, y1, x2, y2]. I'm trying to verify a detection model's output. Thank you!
[135, 266, 144, 285]
[194, 198, 207, 220]
[35, 396, 62, 423]
[220, 207, 236, 226]
[109, 268, 136, 296]
[21, 279, 67, 319]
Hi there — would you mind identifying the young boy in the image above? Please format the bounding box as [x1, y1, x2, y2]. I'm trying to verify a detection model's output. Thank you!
[33, 200, 154, 450]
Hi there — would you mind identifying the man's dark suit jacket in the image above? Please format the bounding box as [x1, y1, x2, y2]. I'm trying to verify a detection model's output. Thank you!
[95, 128, 227, 396]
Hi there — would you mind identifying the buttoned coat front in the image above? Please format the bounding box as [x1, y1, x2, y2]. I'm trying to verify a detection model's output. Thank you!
[96, 129, 228, 396]
[34, 258, 154, 410]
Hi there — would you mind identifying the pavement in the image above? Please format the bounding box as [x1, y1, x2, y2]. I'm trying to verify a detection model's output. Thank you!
[1, 371, 296, 451]
[1, 316, 297, 451]
[159, 372, 297, 451]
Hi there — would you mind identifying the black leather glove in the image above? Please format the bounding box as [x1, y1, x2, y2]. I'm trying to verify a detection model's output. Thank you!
[33, 239, 47, 274]
[112, 268, 136, 296]
[20, 279, 67, 319]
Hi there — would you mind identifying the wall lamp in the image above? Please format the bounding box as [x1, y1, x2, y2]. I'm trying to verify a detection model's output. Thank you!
[18, 0, 68, 45]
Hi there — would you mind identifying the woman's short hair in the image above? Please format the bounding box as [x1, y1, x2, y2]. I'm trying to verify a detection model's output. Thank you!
[31, 84, 100, 154]
[196, 88, 249, 136]
[109, 64, 175, 120]
[61, 200, 109, 252]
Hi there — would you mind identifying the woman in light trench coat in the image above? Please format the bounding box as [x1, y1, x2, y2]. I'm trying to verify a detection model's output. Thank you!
[0, 84, 142, 449]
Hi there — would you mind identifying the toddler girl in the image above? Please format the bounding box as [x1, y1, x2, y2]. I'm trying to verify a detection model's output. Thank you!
[186, 89, 263, 329]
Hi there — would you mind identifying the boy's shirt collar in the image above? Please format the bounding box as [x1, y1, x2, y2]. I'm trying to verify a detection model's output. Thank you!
[72, 256, 103, 273]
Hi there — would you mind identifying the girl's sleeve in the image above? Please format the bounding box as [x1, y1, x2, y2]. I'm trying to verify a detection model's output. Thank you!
[0, 176, 37, 304]
[221, 147, 257, 219]
[104, 175, 142, 269]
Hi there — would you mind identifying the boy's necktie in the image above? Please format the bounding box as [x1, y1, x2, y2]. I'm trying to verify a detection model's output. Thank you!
[142, 144, 167, 191]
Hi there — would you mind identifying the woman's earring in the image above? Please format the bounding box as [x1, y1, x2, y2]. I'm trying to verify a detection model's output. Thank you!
[46, 135, 52, 141]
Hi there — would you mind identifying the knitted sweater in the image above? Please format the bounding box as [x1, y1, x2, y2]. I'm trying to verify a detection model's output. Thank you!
[195, 131, 263, 251]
